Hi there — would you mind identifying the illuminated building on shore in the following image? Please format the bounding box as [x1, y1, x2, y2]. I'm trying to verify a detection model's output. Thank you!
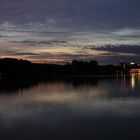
[119, 61, 140, 73]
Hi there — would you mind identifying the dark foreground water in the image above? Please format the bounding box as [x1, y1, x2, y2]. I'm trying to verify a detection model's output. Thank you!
[0, 74, 140, 140]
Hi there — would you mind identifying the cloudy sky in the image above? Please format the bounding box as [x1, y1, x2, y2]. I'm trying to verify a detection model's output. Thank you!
[0, 0, 140, 64]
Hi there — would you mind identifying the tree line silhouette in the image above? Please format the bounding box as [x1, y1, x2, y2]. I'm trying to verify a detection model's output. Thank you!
[0, 58, 123, 81]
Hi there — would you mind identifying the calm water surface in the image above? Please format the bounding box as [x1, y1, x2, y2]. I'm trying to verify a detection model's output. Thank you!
[0, 74, 140, 140]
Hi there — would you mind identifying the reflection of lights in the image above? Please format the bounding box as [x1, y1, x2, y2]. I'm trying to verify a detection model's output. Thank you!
[120, 75, 126, 88]
[131, 73, 135, 89]
[130, 69, 140, 88]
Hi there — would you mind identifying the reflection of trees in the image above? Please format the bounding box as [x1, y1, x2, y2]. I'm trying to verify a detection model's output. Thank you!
[0, 58, 117, 94]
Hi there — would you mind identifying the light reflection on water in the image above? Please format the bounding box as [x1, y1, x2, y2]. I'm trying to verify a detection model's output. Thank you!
[0, 75, 140, 140]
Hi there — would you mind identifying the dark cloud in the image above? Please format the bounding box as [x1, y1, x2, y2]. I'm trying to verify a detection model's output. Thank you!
[91, 44, 140, 55]
[2, 50, 39, 56]
[11, 40, 67, 46]
[0, 35, 6, 38]
[0, 0, 139, 31]
[89, 44, 140, 64]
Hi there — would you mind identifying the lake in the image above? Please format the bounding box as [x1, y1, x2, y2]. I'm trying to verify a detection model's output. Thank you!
[0, 74, 140, 140]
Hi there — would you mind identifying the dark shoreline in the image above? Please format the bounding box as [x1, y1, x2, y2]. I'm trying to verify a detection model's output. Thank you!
[0, 58, 133, 81]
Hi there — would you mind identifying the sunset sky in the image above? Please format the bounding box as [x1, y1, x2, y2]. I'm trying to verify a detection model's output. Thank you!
[0, 0, 140, 64]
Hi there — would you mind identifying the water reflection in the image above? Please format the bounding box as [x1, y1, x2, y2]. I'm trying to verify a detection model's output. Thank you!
[120, 75, 126, 88]
[131, 73, 135, 89]
[0, 76, 140, 140]
[130, 72, 140, 89]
